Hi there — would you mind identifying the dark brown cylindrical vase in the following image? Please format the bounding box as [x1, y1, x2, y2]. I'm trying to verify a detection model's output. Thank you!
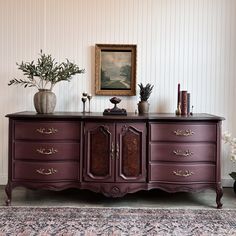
[181, 91, 188, 115]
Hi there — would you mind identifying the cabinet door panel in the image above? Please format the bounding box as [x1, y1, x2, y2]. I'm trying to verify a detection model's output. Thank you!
[83, 123, 115, 182]
[116, 123, 146, 182]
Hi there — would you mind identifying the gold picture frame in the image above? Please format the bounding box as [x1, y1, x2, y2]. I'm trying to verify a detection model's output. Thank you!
[95, 44, 137, 96]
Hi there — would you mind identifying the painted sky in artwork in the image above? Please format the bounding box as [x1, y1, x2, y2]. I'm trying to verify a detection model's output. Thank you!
[101, 51, 131, 78]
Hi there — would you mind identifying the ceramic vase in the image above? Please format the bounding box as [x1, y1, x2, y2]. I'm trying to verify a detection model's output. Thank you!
[138, 101, 149, 114]
[34, 89, 56, 114]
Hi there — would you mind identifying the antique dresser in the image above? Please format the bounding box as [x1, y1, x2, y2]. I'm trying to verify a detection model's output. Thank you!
[5, 112, 224, 208]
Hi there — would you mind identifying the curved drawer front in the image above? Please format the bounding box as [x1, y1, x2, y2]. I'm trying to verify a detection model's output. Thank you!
[14, 142, 80, 161]
[150, 143, 216, 162]
[13, 161, 79, 181]
[150, 163, 215, 182]
[14, 121, 80, 140]
[150, 123, 216, 142]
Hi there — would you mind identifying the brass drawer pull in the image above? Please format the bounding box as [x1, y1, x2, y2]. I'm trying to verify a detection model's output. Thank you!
[174, 129, 194, 136]
[36, 127, 58, 135]
[173, 170, 194, 177]
[116, 143, 120, 159]
[36, 168, 58, 175]
[36, 148, 58, 155]
[173, 150, 193, 157]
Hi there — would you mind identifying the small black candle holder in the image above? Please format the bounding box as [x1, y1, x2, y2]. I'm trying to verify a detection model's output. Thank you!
[81, 97, 87, 113]
[103, 97, 127, 116]
[87, 94, 92, 113]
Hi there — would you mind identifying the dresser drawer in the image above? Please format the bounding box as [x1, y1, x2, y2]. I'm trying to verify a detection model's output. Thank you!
[13, 161, 79, 181]
[149, 163, 215, 182]
[150, 143, 216, 162]
[150, 123, 216, 142]
[14, 142, 80, 161]
[14, 121, 80, 140]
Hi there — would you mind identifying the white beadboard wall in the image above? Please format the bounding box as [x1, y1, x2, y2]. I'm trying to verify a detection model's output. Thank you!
[0, 0, 236, 186]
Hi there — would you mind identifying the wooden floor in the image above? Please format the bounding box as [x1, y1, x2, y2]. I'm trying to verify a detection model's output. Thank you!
[0, 186, 235, 209]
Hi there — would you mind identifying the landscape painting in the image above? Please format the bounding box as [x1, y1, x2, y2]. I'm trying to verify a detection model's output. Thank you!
[95, 44, 136, 96]
[101, 51, 131, 90]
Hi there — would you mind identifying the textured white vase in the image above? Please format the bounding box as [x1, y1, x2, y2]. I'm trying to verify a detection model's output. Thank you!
[33, 89, 56, 114]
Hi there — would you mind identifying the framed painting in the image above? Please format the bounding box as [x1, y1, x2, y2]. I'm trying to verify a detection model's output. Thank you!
[95, 44, 137, 96]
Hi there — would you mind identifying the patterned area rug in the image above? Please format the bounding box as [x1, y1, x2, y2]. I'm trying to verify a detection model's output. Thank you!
[0, 207, 236, 236]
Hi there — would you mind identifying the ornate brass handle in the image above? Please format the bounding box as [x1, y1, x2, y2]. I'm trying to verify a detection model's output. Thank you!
[110, 142, 115, 159]
[36, 147, 58, 155]
[116, 143, 120, 159]
[174, 129, 194, 136]
[36, 168, 58, 175]
[173, 150, 193, 157]
[173, 170, 194, 177]
[36, 127, 58, 135]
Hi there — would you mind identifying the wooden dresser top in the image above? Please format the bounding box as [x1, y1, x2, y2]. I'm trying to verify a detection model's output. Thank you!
[6, 111, 224, 121]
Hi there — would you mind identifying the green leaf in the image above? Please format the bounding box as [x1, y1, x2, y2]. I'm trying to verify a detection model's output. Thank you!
[229, 172, 236, 180]
[8, 50, 85, 89]
[138, 83, 154, 101]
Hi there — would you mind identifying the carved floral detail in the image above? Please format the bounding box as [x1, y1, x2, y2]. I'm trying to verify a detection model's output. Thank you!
[111, 186, 120, 195]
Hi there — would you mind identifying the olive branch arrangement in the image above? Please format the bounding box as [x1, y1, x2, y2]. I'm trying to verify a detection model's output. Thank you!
[8, 50, 85, 90]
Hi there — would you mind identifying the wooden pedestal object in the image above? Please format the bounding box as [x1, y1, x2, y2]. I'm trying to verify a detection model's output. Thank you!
[5, 112, 223, 208]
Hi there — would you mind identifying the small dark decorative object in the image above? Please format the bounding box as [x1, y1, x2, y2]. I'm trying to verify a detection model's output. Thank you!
[137, 83, 154, 114]
[81, 96, 87, 113]
[190, 105, 194, 116]
[181, 90, 188, 115]
[175, 84, 193, 116]
[187, 93, 190, 114]
[87, 94, 92, 113]
[82, 92, 88, 97]
[81, 92, 93, 113]
[176, 83, 181, 115]
[103, 97, 127, 115]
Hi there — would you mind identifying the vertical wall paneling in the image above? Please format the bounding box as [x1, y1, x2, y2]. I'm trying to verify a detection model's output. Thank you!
[0, 0, 236, 186]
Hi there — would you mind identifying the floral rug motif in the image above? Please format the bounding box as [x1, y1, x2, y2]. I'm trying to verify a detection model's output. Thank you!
[0, 207, 236, 236]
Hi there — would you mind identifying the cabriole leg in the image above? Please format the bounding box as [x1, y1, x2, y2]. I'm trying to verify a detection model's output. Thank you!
[5, 182, 12, 206]
[216, 184, 223, 209]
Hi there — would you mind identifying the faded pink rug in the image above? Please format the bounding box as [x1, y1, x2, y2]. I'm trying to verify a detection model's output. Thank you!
[0, 207, 236, 235]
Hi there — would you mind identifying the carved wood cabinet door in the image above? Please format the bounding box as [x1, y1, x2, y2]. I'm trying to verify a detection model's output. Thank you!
[116, 123, 146, 182]
[83, 122, 115, 182]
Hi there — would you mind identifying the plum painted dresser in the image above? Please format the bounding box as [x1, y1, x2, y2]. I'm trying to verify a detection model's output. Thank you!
[5, 112, 224, 208]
